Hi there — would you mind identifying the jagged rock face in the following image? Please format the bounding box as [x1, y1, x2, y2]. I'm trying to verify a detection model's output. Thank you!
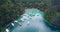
[52, 0, 60, 6]
[49, 0, 60, 27]
[49, 0, 60, 12]
[52, 15, 60, 27]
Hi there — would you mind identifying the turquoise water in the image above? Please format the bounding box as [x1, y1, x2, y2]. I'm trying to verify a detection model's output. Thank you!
[5, 8, 59, 32]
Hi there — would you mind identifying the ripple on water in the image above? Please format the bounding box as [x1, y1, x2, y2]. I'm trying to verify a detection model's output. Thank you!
[19, 26, 39, 32]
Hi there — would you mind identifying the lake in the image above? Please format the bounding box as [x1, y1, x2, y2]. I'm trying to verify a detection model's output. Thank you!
[5, 8, 59, 32]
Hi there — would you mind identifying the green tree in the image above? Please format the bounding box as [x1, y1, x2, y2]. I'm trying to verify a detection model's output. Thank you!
[0, 0, 24, 31]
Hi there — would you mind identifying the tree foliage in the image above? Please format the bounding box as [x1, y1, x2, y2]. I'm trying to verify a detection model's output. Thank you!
[0, 0, 24, 28]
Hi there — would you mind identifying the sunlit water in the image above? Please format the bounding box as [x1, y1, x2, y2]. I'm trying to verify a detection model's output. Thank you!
[10, 8, 58, 32]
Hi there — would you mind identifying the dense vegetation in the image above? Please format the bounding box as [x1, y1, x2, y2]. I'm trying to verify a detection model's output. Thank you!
[0, 0, 59, 32]
[0, 0, 25, 31]
[0, 0, 48, 27]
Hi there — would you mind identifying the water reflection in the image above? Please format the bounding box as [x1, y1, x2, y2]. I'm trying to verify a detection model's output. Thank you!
[5, 8, 59, 32]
